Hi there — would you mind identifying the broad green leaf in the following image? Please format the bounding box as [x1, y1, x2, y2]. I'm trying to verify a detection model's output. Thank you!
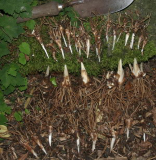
[0, 16, 24, 41]
[0, 91, 3, 100]
[1, 0, 16, 15]
[0, 42, 10, 58]
[0, 115, 7, 125]
[14, 112, 22, 122]
[50, 77, 57, 87]
[16, 74, 27, 86]
[19, 42, 30, 55]
[26, 20, 36, 30]
[19, 53, 26, 65]
[3, 85, 15, 95]
[0, 72, 10, 88]
[8, 67, 17, 76]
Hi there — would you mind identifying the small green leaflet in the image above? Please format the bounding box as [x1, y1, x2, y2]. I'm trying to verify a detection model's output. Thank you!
[26, 20, 36, 30]
[19, 53, 26, 65]
[14, 111, 22, 122]
[19, 42, 30, 55]
[50, 77, 57, 87]
[0, 100, 11, 114]
[25, 109, 30, 114]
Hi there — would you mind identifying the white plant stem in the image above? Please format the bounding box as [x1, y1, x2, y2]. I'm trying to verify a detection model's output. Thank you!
[143, 133, 146, 142]
[116, 32, 122, 42]
[126, 128, 130, 139]
[125, 33, 130, 46]
[61, 48, 65, 59]
[130, 33, 135, 49]
[77, 137, 80, 153]
[112, 34, 116, 50]
[92, 140, 97, 152]
[69, 45, 73, 54]
[49, 132, 52, 147]
[110, 136, 116, 152]
[62, 33, 67, 47]
[41, 43, 49, 58]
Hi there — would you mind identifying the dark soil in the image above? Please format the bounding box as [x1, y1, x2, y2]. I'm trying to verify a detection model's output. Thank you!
[1, 57, 156, 160]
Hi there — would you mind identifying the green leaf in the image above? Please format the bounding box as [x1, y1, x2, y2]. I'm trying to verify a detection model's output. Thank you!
[16, 74, 27, 86]
[0, 72, 10, 88]
[50, 77, 57, 87]
[0, 100, 11, 114]
[3, 85, 15, 95]
[0, 114, 7, 125]
[0, 91, 3, 100]
[0, 16, 24, 41]
[8, 67, 17, 76]
[19, 42, 30, 55]
[19, 53, 26, 65]
[25, 109, 30, 114]
[31, 0, 38, 7]
[0, 42, 10, 58]
[26, 20, 36, 30]
[14, 112, 22, 122]
[18, 85, 27, 91]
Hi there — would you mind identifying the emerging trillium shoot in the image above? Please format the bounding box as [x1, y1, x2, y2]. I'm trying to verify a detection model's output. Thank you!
[125, 118, 132, 139]
[129, 58, 146, 78]
[62, 65, 71, 87]
[81, 62, 90, 85]
[112, 29, 117, 50]
[125, 32, 130, 46]
[115, 59, 124, 85]
[20, 140, 38, 158]
[86, 36, 91, 58]
[91, 132, 97, 152]
[45, 66, 50, 77]
[130, 33, 135, 49]
[110, 127, 117, 153]
[76, 133, 80, 153]
[49, 125, 52, 147]
[32, 135, 47, 155]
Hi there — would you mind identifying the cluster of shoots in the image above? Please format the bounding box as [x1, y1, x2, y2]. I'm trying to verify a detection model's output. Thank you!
[31, 12, 150, 62]
[106, 57, 146, 89]
[16, 57, 150, 158]
[45, 58, 146, 153]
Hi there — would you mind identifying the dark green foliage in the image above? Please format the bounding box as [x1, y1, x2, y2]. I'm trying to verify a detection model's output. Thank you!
[0, 63, 28, 95]
[0, 0, 33, 123]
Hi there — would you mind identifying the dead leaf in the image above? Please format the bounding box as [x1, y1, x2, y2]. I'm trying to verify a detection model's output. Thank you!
[139, 141, 152, 150]
[0, 148, 3, 154]
[152, 108, 156, 126]
[18, 153, 28, 160]
[24, 87, 35, 109]
[0, 125, 10, 138]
